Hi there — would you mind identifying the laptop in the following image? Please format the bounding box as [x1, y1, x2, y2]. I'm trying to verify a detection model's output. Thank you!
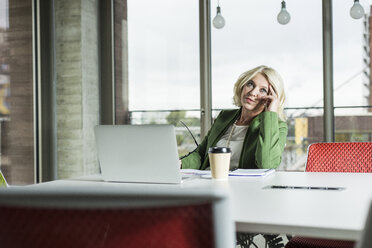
[94, 125, 184, 184]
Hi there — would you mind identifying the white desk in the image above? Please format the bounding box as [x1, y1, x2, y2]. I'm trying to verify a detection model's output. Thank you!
[29, 172, 372, 241]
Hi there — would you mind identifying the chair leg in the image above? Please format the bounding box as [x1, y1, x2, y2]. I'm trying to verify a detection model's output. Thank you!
[236, 232, 260, 248]
[236, 233, 289, 248]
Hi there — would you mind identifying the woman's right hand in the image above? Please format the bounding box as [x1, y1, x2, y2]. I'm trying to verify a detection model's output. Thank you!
[253, 84, 279, 115]
[250, 97, 267, 118]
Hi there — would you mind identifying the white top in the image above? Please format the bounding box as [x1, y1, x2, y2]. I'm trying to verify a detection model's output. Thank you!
[216, 124, 248, 170]
[27, 172, 372, 241]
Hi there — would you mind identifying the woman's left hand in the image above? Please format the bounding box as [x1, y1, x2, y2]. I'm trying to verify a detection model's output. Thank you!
[262, 84, 279, 113]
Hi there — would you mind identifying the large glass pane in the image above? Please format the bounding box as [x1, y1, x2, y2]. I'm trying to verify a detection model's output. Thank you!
[115, 0, 200, 157]
[333, 1, 372, 142]
[211, 0, 322, 170]
[0, 0, 34, 184]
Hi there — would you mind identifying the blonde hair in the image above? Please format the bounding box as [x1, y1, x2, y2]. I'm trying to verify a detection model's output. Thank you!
[233, 65, 286, 121]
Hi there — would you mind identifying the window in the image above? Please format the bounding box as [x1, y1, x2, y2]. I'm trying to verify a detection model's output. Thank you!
[211, 0, 323, 170]
[113, 0, 372, 171]
[333, 1, 372, 143]
[0, 0, 35, 184]
[115, 0, 200, 156]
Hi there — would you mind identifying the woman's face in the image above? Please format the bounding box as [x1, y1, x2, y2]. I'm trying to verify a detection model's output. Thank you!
[240, 73, 269, 112]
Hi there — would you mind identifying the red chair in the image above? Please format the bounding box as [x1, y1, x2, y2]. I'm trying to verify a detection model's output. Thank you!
[305, 142, 372, 173]
[285, 142, 372, 248]
[0, 186, 235, 248]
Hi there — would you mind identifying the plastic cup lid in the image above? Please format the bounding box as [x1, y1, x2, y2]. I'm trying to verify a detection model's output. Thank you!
[208, 146, 231, 153]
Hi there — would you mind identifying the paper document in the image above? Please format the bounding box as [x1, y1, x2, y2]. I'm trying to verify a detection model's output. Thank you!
[181, 168, 275, 177]
[228, 168, 275, 177]
[181, 169, 210, 176]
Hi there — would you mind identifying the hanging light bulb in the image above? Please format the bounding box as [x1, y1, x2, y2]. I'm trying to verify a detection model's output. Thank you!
[277, 0, 291, 25]
[350, 0, 365, 19]
[213, 1, 225, 29]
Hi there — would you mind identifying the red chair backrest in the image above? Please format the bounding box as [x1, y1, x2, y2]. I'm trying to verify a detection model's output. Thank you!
[305, 142, 372, 172]
[0, 203, 214, 248]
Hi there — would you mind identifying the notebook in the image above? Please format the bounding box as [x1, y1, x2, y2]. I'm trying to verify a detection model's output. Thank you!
[94, 125, 184, 184]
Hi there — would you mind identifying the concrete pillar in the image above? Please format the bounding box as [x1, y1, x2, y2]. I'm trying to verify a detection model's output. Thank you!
[55, 0, 99, 178]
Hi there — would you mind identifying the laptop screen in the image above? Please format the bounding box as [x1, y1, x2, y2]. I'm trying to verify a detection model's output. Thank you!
[94, 125, 182, 184]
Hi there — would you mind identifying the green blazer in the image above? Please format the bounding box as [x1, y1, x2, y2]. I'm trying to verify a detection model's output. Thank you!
[181, 109, 288, 170]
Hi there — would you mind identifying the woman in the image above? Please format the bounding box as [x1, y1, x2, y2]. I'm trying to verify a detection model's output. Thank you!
[181, 65, 287, 170]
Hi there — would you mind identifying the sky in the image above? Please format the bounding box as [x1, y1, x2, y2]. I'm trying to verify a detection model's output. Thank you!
[127, 0, 372, 116]
[0, 0, 8, 29]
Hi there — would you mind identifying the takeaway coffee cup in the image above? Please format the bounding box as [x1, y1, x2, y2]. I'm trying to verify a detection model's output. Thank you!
[208, 147, 231, 180]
